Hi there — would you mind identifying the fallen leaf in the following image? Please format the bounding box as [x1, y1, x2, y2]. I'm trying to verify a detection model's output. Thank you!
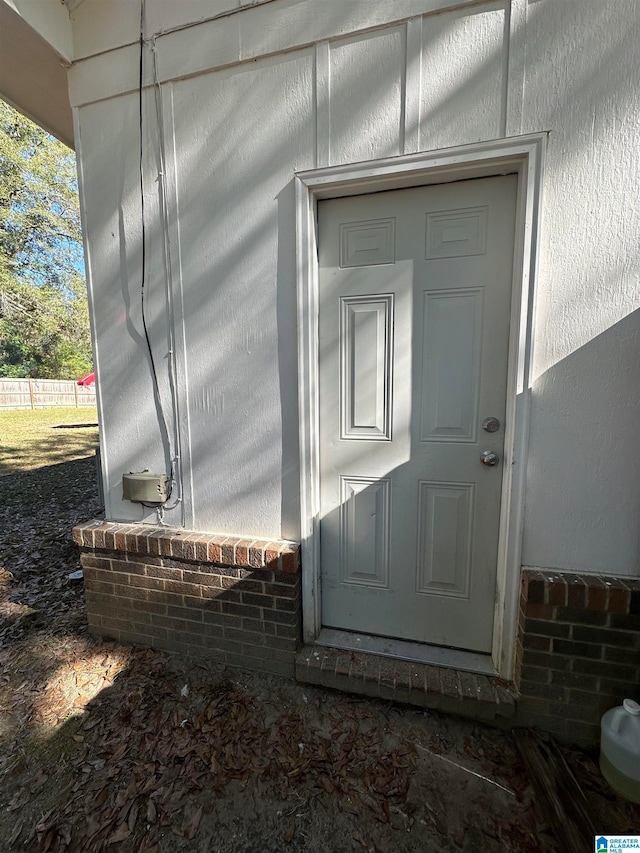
[317, 775, 335, 794]
[35, 807, 56, 832]
[40, 828, 56, 852]
[85, 815, 100, 836]
[128, 800, 140, 833]
[58, 823, 72, 845]
[183, 805, 203, 840]
[7, 790, 30, 812]
[283, 817, 295, 843]
[8, 817, 24, 845]
[30, 770, 49, 792]
[107, 823, 131, 844]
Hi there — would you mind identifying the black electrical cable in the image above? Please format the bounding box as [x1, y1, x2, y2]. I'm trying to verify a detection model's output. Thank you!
[138, 0, 174, 502]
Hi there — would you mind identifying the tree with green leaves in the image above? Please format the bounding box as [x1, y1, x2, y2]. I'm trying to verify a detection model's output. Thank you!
[0, 101, 92, 379]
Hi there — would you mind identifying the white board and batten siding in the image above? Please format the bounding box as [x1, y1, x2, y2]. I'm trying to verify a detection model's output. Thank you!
[67, 0, 640, 583]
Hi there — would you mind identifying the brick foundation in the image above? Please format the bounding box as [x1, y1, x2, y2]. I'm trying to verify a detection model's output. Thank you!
[71, 521, 640, 744]
[72, 520, 301, 677]
[517, 569, 640, 745]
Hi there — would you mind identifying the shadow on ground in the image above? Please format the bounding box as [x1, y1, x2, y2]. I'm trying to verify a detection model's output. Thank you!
[51, 424, 98, 430]
[0, 641, 559, 853]
[0, 421, 99, 477]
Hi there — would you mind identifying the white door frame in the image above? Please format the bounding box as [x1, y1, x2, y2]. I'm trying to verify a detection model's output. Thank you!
[295, 134, 545, 680]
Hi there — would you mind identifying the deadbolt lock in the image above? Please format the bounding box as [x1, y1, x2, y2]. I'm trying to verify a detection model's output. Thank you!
[482, 417, 500, 433]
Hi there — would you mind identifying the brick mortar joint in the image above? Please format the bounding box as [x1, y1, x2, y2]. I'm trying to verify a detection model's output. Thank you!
[79, 547, 304, 580]
[73, 519, 301, 573]
[522, 568, 633, 593]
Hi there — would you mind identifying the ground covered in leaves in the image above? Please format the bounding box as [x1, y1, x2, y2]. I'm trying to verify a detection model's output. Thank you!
[0, 433, 638, 852]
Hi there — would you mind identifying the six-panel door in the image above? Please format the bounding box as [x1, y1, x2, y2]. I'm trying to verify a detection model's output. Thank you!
[317, 175, 518, 652]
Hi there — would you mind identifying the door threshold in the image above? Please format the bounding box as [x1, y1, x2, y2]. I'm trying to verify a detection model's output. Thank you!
[295, 641, 515, 724]
[316, 628, 497, 676]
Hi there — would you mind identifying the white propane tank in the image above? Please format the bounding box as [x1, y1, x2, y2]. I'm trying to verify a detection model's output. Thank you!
[600, 698, 640, 803]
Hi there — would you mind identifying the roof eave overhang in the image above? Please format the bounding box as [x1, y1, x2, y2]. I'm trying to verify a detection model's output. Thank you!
[0, 1, 74, 149]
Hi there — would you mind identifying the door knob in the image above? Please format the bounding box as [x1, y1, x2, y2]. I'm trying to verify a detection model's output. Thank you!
[480, 450, 499, 466]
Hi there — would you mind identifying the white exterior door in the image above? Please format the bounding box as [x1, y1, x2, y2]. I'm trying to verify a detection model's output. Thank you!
[317, 176, 518, 653]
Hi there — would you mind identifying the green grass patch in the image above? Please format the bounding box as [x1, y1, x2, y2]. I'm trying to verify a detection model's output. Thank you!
[0, 407, 99, 476]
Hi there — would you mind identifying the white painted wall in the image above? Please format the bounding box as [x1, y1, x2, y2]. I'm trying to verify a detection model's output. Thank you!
[69, 0, 640, 575]
[517, 0, 640, 575]
[68, 0, 275, 61]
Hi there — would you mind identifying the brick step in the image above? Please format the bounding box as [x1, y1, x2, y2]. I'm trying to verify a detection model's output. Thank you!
[295, 646, 516, 725]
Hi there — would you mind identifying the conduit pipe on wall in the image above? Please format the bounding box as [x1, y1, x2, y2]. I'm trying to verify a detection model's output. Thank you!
[150, 35, 184, 527]
[136, 0, 184, 526]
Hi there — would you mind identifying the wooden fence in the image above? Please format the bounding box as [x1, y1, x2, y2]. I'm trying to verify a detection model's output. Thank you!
[0, 379, 96, 410]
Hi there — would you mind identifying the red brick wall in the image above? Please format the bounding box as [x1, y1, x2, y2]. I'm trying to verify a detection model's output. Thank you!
[73, 522, 640, 746]
[73, 520, 301, 677]
[517, 570, 640, 745]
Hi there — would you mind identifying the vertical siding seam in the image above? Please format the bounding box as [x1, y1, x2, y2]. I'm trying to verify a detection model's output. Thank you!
[504, 0, 526, 137]
[404, 16, 423, 154]
[315, 41, 331, 167]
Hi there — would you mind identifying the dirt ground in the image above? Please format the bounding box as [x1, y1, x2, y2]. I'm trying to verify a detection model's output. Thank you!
[1, 448, 638, 852]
